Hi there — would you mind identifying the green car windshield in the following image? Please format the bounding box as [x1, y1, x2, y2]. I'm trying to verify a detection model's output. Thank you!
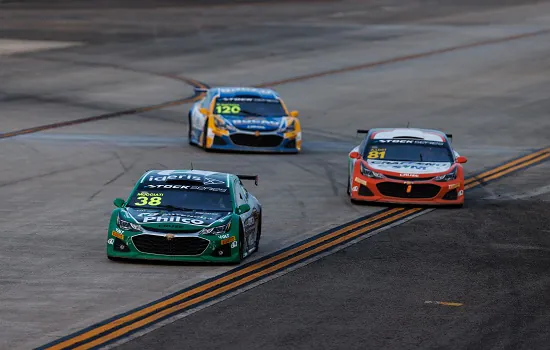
[126, 185, 233, 212]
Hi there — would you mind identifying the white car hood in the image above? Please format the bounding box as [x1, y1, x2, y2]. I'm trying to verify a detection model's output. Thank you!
[367, 160, 452, 174]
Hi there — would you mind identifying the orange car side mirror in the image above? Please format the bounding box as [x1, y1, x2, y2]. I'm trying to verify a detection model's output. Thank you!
[350, 151, 361, 159]
[456, 156, 468, 164]
[290, 110, 299, 118]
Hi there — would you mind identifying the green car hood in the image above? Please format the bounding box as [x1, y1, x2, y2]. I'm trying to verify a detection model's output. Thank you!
[121, 207, 232, 231]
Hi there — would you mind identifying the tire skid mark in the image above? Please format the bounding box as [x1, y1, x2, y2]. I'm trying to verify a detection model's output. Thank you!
[0, 78, 209, 140]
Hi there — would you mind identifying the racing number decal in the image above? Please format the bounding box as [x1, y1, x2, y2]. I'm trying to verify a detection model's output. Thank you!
[367, 149, 386, 159]
[215, 104, 241, 114]
[134, 196, 162, 206]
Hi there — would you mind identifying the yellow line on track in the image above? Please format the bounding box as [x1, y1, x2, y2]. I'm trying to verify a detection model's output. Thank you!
[465, 148, 550, 185]
[465, 152, 550, 190]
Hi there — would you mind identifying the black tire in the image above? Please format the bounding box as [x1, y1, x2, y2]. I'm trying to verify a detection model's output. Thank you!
[107, 255, 122, 262]
[255, 215, 262, 253]
[238, 222, 246, 261]
[347, 177, 351, 195]
[202, 119, 211, 151]
[188, 113, 193, 145]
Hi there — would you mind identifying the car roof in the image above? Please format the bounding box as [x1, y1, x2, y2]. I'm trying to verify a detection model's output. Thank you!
[211, 87, 280, 100]
[369, 128, 447, 142]
[139, 170, 232, 187]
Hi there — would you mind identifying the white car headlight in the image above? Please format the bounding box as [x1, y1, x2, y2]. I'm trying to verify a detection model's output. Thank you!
[360, 163, 385, 179]
[117, 215, 142, 232]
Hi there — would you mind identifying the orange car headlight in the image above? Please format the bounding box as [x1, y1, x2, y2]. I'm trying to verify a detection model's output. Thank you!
[360, 163, 384, 179]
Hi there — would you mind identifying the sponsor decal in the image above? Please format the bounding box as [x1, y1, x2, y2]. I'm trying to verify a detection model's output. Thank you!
[128, 209, 228, 226]
[244, 216, 256, 233]
[142, 216, 205, 224]
[368, 160, 451, 172]
[137, 192, 164, 197]
[114, 227, 124, 234]
[231, 241, 238, 248]
[221, 236, 236, 245]
[145, 184, 227, 192]
[218, 87, 273, 95]
[112, 231, 124, 240]
[352, 186, 359, 192]
[458, 190, 464, 197]
[376, 139, 445, 146]
[146, 172, 225, 186]
[203, 177, 225, 185]
[107, 238, 114, 245]
[218, 234, 230, 239]
[354, 177, 367, 186]
[448, 183, 460, 190]
[137, 212, 215, 221]
[231, 119, 279, 126]
[400, 173, 420, 177]
[148, 174, 202, 182]
[156, 170, 216, 176]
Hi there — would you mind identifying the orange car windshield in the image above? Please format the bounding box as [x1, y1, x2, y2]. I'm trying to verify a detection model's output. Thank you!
[365, 139, 453, 163]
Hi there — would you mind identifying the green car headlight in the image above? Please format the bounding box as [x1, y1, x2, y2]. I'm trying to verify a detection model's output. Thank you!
[116, 215, 142, 232]
[199, 221, 231, 236]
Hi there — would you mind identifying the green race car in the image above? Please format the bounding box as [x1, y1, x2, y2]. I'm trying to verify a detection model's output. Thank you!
[106, 169, 262, 263]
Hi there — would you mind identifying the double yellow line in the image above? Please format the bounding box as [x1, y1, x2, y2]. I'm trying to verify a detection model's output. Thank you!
[39, 147, 550, 350]
[465, 147, 550, 189]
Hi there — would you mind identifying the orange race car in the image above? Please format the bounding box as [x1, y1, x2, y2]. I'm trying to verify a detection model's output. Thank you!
[347, 128, 468, 207]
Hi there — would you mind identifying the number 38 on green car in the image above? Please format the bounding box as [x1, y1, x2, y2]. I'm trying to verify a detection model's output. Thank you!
[106, 170, 262, 263]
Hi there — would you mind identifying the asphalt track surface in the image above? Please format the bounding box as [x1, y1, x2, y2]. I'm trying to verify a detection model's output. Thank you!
[1, 1, 550, 349]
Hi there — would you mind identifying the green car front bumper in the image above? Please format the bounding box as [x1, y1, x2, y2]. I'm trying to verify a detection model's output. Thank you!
[106, 228, 241, 263]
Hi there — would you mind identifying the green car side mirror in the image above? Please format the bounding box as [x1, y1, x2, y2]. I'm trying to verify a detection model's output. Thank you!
[237, 204, 251, 214]
[113, 198, 125, 208]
